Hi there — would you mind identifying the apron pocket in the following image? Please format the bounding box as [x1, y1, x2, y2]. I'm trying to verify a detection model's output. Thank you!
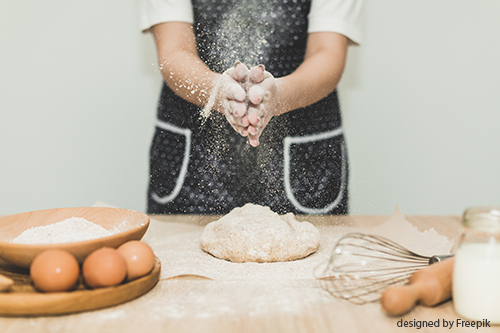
[150, 120, 192, 204]
[283, 128, 347, 214]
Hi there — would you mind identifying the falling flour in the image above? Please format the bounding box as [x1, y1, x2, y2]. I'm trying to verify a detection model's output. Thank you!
[199, 1, 280, 120]
[11, 217, 114, 244]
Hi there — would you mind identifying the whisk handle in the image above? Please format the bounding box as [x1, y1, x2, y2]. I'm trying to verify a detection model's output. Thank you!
[381, 257, 455, 316]
[428, 254, 454, 265]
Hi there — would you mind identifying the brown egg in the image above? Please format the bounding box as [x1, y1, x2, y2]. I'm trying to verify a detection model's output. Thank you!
[117, 240, 155, 281]
[82, 247, 126, 289]
[30, 249, 79, 292]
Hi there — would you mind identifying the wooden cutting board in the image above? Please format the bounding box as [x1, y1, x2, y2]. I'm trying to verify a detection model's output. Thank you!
[0, 257, 161, 316]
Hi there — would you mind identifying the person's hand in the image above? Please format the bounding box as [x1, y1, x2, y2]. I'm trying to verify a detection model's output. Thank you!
[245, 65, 279, 147]
[217, 62, 251, 134]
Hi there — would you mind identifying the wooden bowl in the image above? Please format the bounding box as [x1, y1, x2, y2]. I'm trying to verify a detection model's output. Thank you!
[0, 207, 150, 269]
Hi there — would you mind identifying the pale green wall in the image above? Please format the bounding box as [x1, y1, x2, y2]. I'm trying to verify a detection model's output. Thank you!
[1, 0, 499, 215]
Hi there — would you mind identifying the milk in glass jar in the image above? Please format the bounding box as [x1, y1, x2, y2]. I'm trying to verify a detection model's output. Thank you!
[453, 207, 500, 323]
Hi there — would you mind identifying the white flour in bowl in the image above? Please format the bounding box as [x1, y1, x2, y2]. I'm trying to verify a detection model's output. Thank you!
[11, 217, 114, 244]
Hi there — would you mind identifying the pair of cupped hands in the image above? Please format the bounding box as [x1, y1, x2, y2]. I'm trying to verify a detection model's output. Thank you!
[218, 62, 278, 147]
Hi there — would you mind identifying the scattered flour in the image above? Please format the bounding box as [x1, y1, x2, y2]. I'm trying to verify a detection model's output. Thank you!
[200, 1, 279, 120]
[11, 217, 114, 244]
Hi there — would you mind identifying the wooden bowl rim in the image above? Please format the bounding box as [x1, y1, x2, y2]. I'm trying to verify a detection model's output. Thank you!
[0, 206, 149, 246]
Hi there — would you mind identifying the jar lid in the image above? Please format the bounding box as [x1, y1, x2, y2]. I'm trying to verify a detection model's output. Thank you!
[463, 206, 500, 232]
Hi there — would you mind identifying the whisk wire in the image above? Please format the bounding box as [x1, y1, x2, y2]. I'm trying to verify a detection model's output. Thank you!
[327, 264, 427, 276]
[336, 233, 430, 260]
[321, 232, 446, 304]
[323, 272, 415, 304]
[340, 251, 429, 264]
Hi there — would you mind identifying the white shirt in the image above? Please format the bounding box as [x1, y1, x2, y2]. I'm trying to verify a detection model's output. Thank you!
[138, 0, 363, 44]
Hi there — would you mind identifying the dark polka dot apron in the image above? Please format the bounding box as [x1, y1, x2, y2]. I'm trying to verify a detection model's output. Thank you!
[148, 0, 349, 215]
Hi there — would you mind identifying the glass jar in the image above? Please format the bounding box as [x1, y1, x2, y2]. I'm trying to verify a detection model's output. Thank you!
[453, 207, 500, 324]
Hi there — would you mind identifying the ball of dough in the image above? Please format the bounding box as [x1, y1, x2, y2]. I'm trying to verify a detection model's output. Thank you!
[200, 203, 320, 263]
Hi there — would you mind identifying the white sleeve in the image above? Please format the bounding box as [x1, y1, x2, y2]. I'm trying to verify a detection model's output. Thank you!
[308, 0, 363, 45]
[138, 0, 194, 32]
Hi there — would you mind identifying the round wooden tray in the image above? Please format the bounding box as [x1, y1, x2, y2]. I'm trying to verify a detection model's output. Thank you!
[0, 257, 161, 316]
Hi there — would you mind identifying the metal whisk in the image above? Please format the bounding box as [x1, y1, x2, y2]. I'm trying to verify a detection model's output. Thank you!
[318, 232, 453, 304]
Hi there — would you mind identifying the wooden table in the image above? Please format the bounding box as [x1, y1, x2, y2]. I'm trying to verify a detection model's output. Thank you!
[1, 214, 498, 332]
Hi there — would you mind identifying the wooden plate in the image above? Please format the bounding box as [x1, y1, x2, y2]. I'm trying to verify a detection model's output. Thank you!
[0, 257, 161, 316]
[0, 207, 150, 269]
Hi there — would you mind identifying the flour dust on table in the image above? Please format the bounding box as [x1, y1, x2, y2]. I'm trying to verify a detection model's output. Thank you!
[200, 203, 320, 263]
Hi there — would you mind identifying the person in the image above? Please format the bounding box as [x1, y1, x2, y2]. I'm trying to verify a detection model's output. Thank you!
[138, 0, 363, 215]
